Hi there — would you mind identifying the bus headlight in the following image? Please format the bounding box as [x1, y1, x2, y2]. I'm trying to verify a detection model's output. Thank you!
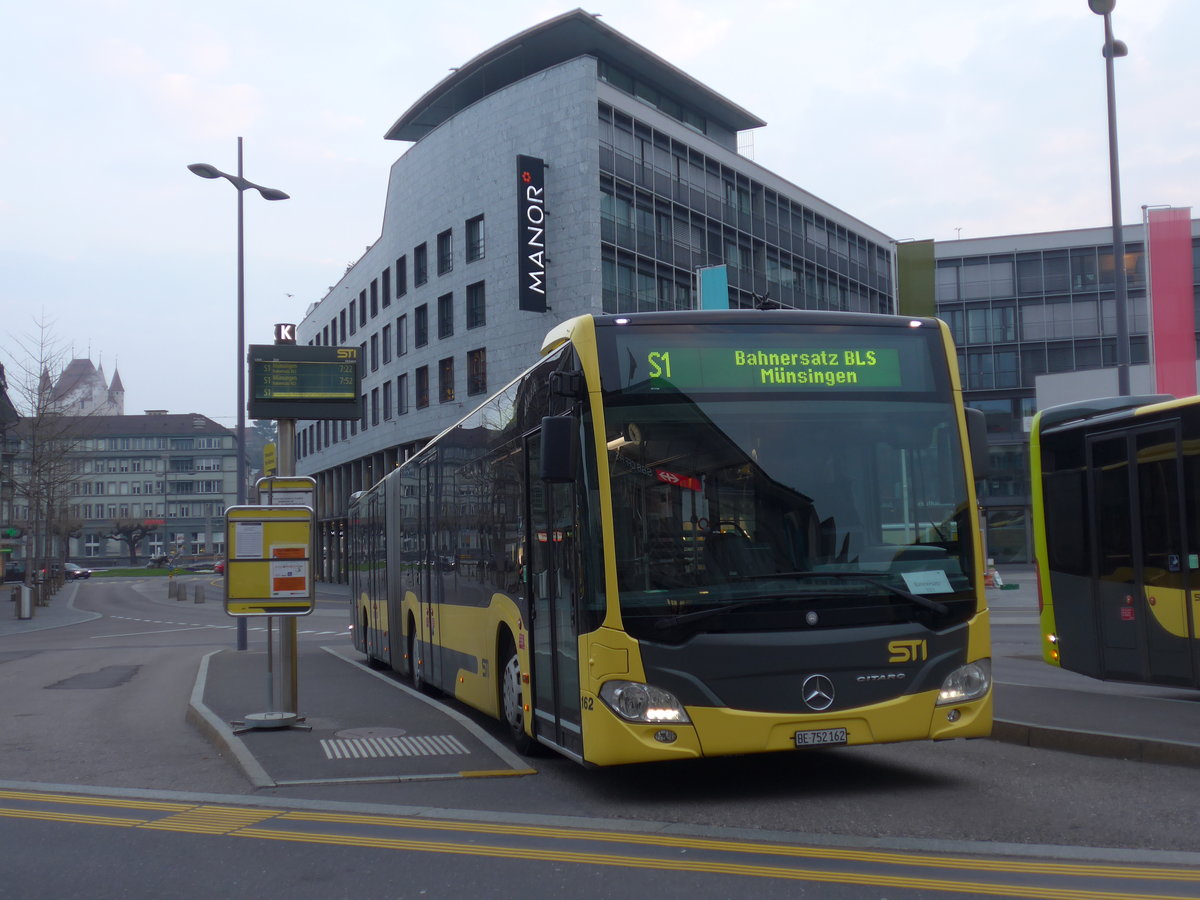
[936, 659, 991, 705]
[599, 681, 691, 724]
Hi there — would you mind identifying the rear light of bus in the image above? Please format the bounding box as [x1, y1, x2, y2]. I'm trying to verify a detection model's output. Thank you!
[599, 681, 691, 724]
[936, 659, 991, 705]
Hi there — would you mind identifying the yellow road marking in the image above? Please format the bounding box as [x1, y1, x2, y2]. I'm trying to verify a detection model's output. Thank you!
[0, 789, 191, 813]
[235, 826, 1193, 900]
[279, 810, 1200, 883]
[140, 806, 278, 834]
[0, 808, 144, 827]
[0, 793, 1193, 899]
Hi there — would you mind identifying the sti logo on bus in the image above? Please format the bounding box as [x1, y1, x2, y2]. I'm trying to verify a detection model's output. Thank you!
[888, 639, 928, 663]
[516, 155, 547, 313]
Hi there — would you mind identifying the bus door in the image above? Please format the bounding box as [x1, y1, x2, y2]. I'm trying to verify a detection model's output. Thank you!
[366, 493, 387, 662]
[526, 432, 583, 757]
[417, 455, 443, 690]
[1087, 423, 1197, 686]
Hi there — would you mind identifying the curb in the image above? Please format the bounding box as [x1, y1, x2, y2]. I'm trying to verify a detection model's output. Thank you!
[991, 719, 1200, 769]
[186, 650, 276, 789]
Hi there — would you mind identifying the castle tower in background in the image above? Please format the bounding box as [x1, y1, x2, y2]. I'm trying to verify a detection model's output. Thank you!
[45, 359, 125, 416]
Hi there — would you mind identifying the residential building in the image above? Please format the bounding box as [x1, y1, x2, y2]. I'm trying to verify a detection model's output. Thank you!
[9, 411, 238, 565]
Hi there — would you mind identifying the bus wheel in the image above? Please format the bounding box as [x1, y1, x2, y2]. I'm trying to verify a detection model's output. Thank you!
[500, 639, 535, 755]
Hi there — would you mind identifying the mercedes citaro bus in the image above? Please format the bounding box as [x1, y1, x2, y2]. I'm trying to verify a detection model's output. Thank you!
[350, 311, 993, 765]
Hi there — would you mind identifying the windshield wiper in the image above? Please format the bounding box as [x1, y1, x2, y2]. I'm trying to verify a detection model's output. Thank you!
[651, 591, 824, 630]
[735, 571, 950, 616]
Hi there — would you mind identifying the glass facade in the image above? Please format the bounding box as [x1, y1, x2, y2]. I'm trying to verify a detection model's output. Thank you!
[598, 103, 893, 315]
[935, 233, 1200, 563]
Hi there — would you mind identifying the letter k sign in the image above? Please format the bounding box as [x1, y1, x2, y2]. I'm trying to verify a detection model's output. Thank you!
[274, 323, 296, 344]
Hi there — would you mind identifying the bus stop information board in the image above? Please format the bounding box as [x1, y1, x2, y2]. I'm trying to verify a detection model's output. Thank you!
[248, 344, 362, 420]
[224, 505, 315, 617]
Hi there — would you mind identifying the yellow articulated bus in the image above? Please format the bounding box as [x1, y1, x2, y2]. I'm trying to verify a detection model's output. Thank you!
[349, 310, 993, 765]
[1031, 393, 1200, 688]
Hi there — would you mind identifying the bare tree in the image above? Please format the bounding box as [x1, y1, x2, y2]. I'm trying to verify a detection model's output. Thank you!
[2, 316, 92, 595]
[106, 518, 155, 566]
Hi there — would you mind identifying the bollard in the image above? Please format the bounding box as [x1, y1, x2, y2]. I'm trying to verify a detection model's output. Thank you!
[170, 580, 181, 601]
[193, 583, 205, 604]
[14, 585, 32, 620]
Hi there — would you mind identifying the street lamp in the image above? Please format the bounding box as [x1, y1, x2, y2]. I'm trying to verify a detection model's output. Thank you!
[188, 137, 289, 650]
[1089, 0, 1131, 395]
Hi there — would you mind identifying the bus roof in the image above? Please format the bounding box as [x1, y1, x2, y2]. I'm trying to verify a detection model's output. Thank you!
[1036, 394, 1176, 433]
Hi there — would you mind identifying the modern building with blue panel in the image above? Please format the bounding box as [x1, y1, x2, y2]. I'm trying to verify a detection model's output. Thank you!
[294, 10, 897, 581]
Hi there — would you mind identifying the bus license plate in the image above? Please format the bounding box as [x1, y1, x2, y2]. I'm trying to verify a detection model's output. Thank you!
[794, 728, 847, 748]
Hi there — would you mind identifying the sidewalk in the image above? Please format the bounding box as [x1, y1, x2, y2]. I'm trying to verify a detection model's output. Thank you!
[0, 580, 98, 637]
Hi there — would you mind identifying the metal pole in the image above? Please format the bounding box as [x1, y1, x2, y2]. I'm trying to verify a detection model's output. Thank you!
[277, 418, 299, 713]
[235, 136, 249, 650]
[1099, 9, 1130, 396]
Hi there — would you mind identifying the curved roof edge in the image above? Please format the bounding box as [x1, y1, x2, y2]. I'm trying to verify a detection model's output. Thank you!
[385, 8, 766, 142]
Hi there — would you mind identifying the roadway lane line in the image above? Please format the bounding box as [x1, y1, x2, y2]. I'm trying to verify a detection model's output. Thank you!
[0, 790, 1194, 899]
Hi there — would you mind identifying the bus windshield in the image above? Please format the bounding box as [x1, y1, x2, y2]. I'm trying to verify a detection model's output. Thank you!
[604, 394, 976, 638]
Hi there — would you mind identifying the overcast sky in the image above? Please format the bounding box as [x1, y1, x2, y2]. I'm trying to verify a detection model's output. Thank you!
[2, 0, 1196, 426]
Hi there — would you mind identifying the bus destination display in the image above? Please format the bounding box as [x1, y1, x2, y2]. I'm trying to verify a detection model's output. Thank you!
[609, 330, 935, 394]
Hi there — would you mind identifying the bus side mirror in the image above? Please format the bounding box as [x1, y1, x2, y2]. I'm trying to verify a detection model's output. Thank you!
[965, 408, 991, 481]
[540, 416, 579, 483]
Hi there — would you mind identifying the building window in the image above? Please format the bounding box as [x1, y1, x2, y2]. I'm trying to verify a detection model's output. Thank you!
[339, 310, 346, 342]
[415, 366, 429, 409]
[397, 315, 408, 356]
[370, 280, 379, 317]
[382, 324, 392, 364]
[467, 348, 487, 396]
[466, 215, 484, 261]
[414, 243, 428, 285]
[415, 304, 428, 347]
[370, 333, 379, 371]
[349, 300, 357, 335]
[466, 281, 486, 329]
[359, 290, 367, 326]
[398, 374, 409, 415]
[437, 293, 454, 339]
[382, 382, 393, 421]
[381, 269, 391, 308]
[439, 357, 455, 403]
[361, 394, 369, 430]
[437, 229, 453, 275]
[396, 255, 407, 297]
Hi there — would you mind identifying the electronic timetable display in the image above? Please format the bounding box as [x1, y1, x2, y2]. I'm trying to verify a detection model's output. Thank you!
[605, 326, 940, 395]
[248, 345, 362, 420]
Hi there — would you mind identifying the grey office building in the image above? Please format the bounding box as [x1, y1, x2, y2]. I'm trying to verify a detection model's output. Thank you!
[931, 218, 1200, 564]
[295, 9, 897, 582]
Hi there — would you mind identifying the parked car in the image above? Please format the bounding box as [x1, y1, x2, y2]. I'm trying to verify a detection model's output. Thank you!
[64, 563, 92, 580]
[214, 560, 225, 574]
[3, 563, 25, 583]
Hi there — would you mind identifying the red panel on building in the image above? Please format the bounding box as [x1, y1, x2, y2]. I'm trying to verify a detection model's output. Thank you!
[1148, 207, 1196, 398]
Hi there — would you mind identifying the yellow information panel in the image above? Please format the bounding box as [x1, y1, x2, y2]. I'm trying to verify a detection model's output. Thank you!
[224, 505, 315, 617]
[255, 475, 316, 511]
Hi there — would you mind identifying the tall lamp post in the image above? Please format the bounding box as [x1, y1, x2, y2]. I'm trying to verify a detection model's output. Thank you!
[188, 137, 289, 650]
[1089, 0, 1131, 396]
